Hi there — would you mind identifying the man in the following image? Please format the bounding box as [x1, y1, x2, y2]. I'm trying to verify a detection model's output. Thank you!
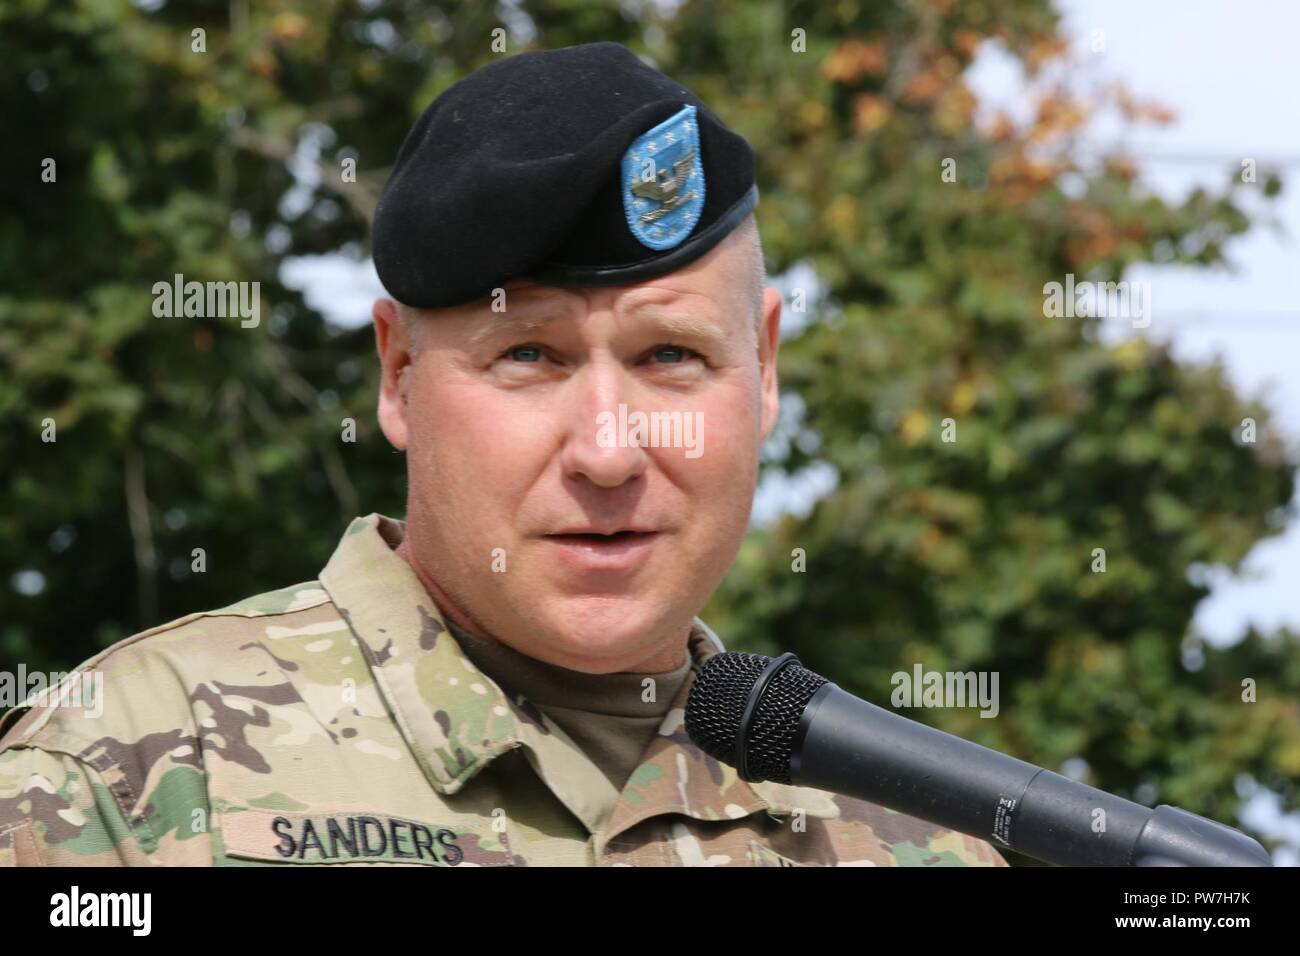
[0, 42, 1005, 867]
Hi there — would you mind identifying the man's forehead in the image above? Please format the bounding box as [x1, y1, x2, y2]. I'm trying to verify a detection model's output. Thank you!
[440, 271, 739, 351]
[479, 267, 723, 312]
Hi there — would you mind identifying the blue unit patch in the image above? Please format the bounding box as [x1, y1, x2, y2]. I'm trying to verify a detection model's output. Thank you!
[621, 105, 706, 250]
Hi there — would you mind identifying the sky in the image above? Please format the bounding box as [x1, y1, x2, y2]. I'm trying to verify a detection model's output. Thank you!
[281, 1, 1299, 856]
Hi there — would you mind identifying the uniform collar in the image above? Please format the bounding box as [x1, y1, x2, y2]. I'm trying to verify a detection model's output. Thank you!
[319, 514, 523, 796]
[319, 514, 835, 840]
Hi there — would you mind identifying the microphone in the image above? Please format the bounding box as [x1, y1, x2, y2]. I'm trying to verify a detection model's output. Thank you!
[685, 651, 1272, 867]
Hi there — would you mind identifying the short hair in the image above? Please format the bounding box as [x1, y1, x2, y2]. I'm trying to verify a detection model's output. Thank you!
[729, 212, 766, 330]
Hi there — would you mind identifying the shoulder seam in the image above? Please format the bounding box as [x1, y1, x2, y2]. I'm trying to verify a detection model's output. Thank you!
[144, 581, 332, 631]
[38, 582, 333, 679]
[0, 584, 332, 752]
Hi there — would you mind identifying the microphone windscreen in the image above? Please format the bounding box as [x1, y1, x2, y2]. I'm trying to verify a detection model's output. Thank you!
[686, 651, 827, 784]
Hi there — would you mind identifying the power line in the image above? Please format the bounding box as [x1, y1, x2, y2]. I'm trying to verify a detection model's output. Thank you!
[1076, 144, 1300, 167]
[1147, 311, 1300, 330]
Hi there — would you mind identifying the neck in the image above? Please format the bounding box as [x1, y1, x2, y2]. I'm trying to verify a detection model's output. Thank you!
[395, 536, 690, 674]
[394, 537, 485, 638]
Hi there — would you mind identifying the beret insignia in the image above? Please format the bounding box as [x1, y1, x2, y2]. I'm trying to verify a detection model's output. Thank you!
[622, 104, 706, 251]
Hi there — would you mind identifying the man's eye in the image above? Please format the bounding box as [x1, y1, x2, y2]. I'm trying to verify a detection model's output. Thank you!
[650, 345, 699, 364]
[506, 345, 544, 363]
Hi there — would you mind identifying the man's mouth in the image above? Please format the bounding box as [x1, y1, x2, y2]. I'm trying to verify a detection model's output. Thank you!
[546, 530, 655, 543]
[542, 529, 661, 568]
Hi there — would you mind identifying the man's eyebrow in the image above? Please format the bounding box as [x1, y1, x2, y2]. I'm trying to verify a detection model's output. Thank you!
[622, 307, 733, 350]
[466, 302, 736, 350]
[466, 308, 567, 347]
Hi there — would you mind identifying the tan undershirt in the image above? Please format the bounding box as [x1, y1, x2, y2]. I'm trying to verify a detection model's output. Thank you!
[444, 618, 691, 795]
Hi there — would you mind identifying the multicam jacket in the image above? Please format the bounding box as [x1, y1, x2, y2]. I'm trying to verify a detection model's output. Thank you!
[0, 514, 1006, 867]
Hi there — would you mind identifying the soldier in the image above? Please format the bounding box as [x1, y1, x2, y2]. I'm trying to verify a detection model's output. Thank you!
[0, 42, 1005, 867]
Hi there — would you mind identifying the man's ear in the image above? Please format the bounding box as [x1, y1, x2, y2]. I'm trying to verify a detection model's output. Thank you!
[757, 286, 782, 443]
[373, 298, 411, 451]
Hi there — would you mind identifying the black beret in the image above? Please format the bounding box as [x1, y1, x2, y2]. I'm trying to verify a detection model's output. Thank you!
[372, 42, 758, 309]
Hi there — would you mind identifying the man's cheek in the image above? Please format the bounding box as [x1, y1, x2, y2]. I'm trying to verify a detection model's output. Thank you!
[464, 410, 553, 462]
[687, 422, 753, 478]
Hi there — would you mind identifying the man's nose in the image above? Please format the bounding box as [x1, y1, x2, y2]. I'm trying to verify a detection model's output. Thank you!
[558, 362, 649, 489]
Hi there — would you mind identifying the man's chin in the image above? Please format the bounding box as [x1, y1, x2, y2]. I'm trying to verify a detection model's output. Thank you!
[523, 594, 676, 672]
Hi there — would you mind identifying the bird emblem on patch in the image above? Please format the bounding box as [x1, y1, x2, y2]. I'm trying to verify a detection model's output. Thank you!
[621, 104, 706, 250]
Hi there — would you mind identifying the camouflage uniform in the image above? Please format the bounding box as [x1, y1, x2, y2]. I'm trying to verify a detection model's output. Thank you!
[0, 514, 1007, 867]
